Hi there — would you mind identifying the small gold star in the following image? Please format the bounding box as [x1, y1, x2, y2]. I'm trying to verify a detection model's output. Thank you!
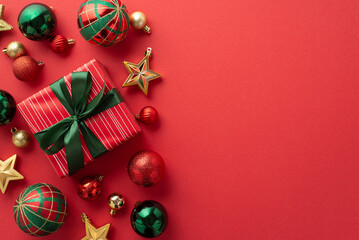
[0, 5, 13, 32]
[81, 213, 111, 240]
[122, 47, 161, 95]
[0, 154, 23, 194]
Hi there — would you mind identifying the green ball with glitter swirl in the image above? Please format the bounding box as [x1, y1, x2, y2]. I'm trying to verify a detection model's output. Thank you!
[13, 183, 68, 237]
[77, 0, 130, 47]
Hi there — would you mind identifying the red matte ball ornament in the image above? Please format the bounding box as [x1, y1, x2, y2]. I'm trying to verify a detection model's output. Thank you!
[127, 150, 165, 187]
[78, 175, 104, 200]
[12, 56, 43, 81]
[136, 106, 158, 125]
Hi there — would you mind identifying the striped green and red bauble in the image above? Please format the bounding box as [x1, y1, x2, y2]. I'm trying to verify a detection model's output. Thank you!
[13, 183, 68, 237]
[77, 0, 130, 47]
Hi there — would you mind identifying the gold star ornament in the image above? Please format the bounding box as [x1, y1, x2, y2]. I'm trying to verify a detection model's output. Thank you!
[0, 5, 13, 32]
[0, 154, 23, 194]
[122, 47, 161, 95]
[81, 213, 111, 240]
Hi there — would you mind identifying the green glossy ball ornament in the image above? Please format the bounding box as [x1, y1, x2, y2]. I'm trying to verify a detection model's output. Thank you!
[131, 200, 168, 238]
[18, 3, 56, 41]
[0, 90, 16, 126]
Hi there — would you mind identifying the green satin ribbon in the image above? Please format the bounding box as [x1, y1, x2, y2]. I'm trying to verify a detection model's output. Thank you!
[34, 72, 123, 175]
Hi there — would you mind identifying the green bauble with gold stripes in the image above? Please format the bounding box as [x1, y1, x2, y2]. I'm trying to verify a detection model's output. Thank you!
[13, 183, 68, 237]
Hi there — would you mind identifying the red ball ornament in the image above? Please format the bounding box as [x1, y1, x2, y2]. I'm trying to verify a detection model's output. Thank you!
[13, 183, 67, 237]
[77, 0, 129, 47]
[12, 56, 43, 81]
[136, 106, 158, 125]
[127, 150, 165, 187]
[49, 35, 75, 53]
[78, 175, 104, 200]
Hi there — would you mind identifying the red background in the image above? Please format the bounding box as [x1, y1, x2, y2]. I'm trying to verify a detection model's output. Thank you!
[0, 0, 358, 239]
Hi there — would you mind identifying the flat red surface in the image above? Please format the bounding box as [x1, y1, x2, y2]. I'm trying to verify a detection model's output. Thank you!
[0, 0, 358, 239]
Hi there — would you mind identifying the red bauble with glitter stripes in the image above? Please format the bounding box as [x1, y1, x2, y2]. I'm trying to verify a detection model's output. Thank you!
[49, 35, 75, 53]
[77, 0, 130, 47]
[136, 106, 158, 125]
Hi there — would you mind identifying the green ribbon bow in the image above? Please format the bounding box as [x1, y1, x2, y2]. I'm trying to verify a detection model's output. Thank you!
[34, 72, 123, 176]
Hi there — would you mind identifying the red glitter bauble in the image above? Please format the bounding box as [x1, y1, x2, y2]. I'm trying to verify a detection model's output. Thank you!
[12, 56, 43, 81]
[136, 106, 158, 125]
[78, 175, 104, 200]
[49, 35, 75, 53]
[127, 150, 165, 187]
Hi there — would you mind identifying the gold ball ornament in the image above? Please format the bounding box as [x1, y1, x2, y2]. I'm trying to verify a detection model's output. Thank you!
[130, 11, 151, 34]
[11, 127, 30, 148]
[3, 41, 26, 59]
[107, 193, 125, 216]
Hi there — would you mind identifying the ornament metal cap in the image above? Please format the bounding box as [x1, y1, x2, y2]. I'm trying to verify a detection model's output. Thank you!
[143, 25, 151, 34]
[67, 39, 75, 45]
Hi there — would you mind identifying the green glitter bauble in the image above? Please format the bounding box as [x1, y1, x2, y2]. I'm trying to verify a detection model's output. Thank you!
[0, 90, 16, 126]
[131, 200, 168, 238]
[13, 183, 68, 237]
[18, 3, 57, 41]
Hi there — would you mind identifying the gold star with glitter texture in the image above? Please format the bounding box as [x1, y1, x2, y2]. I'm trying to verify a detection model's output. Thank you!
[81, 213, 111, 240]
[0, 154, 23, 194]
[122, 47, 161, 95]
[0, 5, 13, 32]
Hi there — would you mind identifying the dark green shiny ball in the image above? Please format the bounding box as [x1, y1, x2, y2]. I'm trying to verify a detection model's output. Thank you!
[131, 200, 168, 238]
[18, 3, 56, 41]
[0, 90, 16, 126]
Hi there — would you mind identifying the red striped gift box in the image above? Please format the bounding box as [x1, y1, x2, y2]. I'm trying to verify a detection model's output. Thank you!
[17, 59, 141, 177]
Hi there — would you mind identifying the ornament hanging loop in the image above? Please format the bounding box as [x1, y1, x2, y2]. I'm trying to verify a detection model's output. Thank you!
[11, 127, 18, 134]
[0, 5, 4, 19]
[145, 47, 152, 57]
[81, 213, 90, 223]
